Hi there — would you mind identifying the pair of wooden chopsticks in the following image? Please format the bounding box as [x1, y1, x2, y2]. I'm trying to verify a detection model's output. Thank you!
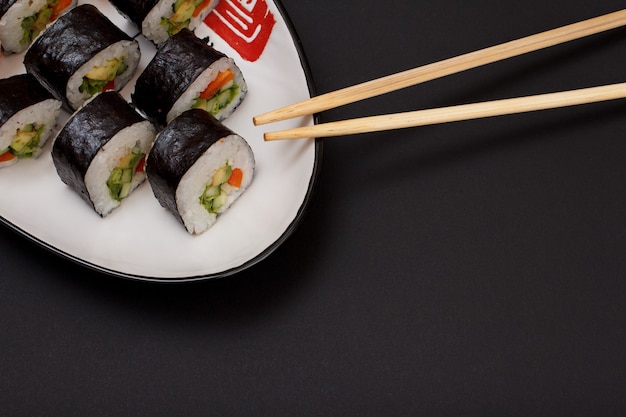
[253, 9, 626, 141]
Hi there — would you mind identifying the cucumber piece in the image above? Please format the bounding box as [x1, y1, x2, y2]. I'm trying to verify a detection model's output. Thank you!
[215, 89, 232, 108]
[107, 168, 128, 201]
[119, 182, 132, 199]
[79, 79, 108, 96]
[129, 153, 143, 170]
[192, 82, 240, 116]
[108, 168, 124, 184]
[200, 164, 235, 213]
[204, 185, 221, 198]
[211, 191, 228, 212]
[115, 61, 129, 77]
[108, 183, 123, 200]
[20, 7, 52, 44]
[211, 85, 240, 115]
[205, 97, 218, 113]
[121, 168, 133, 183]
[192, 98, 211, 112]
[106, 150, 146, 201]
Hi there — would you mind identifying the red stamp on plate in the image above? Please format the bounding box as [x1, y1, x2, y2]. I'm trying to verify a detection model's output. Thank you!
[204, 0, 276, 62]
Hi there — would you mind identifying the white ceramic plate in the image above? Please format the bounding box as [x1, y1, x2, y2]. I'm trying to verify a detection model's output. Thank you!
[0, 0, 321, 282]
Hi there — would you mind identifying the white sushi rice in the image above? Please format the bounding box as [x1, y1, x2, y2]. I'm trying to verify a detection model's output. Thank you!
[176, 134, 254, 235]
[167, 57, 247, 123]
[143, 0, 219, 44]
[0, 0, 48, 54]
[66, 40, 141, 110]
[0, 98, 62, 165]
[84, 120, 157, 217]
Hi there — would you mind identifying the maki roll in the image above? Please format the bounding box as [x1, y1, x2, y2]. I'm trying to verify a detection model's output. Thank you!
[23, 4, 141, 111]
[0, 73, 62, 168]
[146, 109, 254, 235]
[52, 91, 157, 217]
[0, 0, 76, 54]
[132, 28, 246, 127]
[109, 0, 220, 45]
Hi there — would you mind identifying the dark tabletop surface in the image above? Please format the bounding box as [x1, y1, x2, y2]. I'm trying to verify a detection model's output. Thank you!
[2, 0, 626, 416]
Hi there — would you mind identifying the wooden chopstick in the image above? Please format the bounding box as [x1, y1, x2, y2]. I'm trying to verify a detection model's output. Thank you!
[253, 9, 626, 127]
[263, 82, 626, 141]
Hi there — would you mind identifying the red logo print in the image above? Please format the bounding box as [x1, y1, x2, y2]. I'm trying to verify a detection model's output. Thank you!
[204, 0, 276, 62]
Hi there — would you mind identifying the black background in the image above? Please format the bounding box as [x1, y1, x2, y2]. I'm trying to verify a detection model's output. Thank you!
[2, 1, 626, 416]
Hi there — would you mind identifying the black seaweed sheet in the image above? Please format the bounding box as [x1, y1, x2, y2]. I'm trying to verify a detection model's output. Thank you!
[0, 0, 17, 18]
[146, 108, 233, 223]
[107, 0, 158, 28]
[132, 28, 225, 126]
[0, 73, 55, 126]
[52, 91, 149, 212]
[23, 4, 133, 110]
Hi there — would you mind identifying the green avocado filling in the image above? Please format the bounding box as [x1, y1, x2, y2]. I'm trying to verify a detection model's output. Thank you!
[20, 0, 58, 45]
[160, 0, 205, 36]
[192, 82, 240, 117]
[199, 163, 233, 214]
[106, 148, 145, 202]
[10, 124, 45, 159]
[79, 58, 128, 97]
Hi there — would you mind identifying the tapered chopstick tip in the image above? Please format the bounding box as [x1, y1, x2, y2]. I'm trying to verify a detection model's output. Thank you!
[253, 110, 289, 126]
[252, 115, 265, 126]
[263, 132, 286, 141]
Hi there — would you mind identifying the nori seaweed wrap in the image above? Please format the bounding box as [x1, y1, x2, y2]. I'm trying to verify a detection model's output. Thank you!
[0, 0, 17, 17]
[0, 73, 55, 126]
[108, 0, 219, 45]
[146, 109, 254, 235]
[108, 0, 158, 28]
[23, 4, 141, 111]
[132, 28, 247, 127]
[0, 73, 62, 167]
[52, 91, 156, 217]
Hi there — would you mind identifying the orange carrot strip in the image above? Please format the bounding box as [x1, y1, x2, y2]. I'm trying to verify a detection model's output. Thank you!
[0, 152, 16, 163]
[51, 0, 73, 20]
[199, 70, 234, 100]
[227, 168, 243, 188]
[192, 0, 213, 18]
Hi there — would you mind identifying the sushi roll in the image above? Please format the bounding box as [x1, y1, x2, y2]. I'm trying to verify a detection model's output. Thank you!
[132, 28, 246, 127]
[109, 0, 220, 45]
[146, 109, 254, 235]
[52, 91, 157, 217]
[0, 73, 62, 168]
[0, 0, 76, 54]
[23, 4, 141, 111]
